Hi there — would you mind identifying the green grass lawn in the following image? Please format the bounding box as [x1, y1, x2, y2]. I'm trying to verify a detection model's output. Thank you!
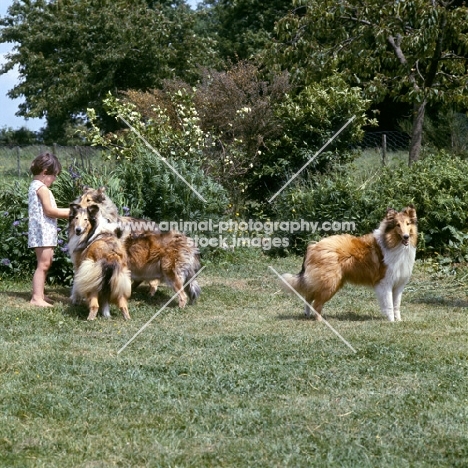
[0, 250, 467, 467]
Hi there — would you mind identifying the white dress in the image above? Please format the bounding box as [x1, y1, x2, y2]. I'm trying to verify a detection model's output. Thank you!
[28, 180, 58, 248]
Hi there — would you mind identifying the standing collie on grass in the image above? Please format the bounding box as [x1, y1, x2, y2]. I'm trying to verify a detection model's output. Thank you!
[281, 206, 417, 321]
[68, 203, 132, 320]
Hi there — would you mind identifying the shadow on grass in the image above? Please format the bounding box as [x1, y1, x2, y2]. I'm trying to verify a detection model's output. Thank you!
[60, 285, 182, 321]
[410, 296, 468, 308]
[0, 285, 71, 308]
[328, 311, 381, 322]
[0, 290, 31, 303]
[62, 304, 89, 320]
[276, 311, 379, 322]
[130, 285, 181, 308]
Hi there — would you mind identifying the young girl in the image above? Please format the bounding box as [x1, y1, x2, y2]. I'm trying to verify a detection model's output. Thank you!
[28, 152, 70, 307]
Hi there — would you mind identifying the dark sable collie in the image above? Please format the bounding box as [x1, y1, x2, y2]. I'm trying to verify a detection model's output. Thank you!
[68, 204, 131, 320]
[281, 206, 417, 321]
[124, 230, 201, 308]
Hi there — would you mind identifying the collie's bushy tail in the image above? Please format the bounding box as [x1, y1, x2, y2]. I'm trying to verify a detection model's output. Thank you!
[181, 250, 201, 304]
[107, 261, 132, 303]
[73, 258, 131, 317]
[74, 258, 105, 297]
[280, 273, 303, 296]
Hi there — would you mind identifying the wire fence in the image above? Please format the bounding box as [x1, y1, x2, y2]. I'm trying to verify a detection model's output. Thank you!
[1, 121, 467, 179]
[357, 131, 410, 152]
[0, 144, 108, 180]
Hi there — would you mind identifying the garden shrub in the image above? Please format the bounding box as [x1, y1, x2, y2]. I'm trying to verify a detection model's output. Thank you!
[272, 151, 468, 261]
[114, 148, 230, 222]
[87, 93, 230, 221]
[0, 180, 72, 283]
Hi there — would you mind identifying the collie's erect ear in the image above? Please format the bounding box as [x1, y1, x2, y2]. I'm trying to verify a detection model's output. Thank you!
[93, 186, 107, 203]
[87, 204, 100, 219]
[69, 203, 80, 217]
[386, 208, 398, 220]
[402, 205, 417, 222]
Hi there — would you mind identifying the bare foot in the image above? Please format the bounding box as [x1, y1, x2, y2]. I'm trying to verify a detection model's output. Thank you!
[30, 298, 54, 307]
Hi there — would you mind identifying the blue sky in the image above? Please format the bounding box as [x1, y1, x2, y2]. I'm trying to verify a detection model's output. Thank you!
[0, 0, 199, 132]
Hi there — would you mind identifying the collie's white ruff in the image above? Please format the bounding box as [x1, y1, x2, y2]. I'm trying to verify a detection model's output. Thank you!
[373, 227, 416, 321]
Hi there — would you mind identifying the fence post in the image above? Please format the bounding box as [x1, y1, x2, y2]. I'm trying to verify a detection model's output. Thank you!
[16, 146, 21, 178]
[381, 134, 387, 166]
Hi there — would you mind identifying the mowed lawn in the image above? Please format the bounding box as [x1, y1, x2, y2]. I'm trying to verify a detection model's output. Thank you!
[0, 251, 467, 467]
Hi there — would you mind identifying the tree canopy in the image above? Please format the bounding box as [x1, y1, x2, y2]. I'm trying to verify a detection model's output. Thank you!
[1, 0, 468, 163]
[199, 0, 292, 61]
[0, 0, 217, 142]
[269, 0, 468, 163]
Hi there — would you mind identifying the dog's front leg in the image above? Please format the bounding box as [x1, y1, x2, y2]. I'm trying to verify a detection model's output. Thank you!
[374, 283, 394, 321]
[392, 284, 406, 322]
[101, 302, 111, 318]
[70, 282, 80, 305]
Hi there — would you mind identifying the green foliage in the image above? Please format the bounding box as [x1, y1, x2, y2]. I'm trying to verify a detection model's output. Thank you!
[272, 151, 468, 261]
[0, 126, 40, 146]
[266, 74, 374, 188]
[87, 71, 371, 213]
[87, 94, 229, 221]
[196, 64, 372, 208]
[200, 0, 293, 62]
[418, 109, 468, 157]
[114, 148, 230, 222]
[269, 0, 468, 162]
[88, 92, 207, 165]
[0, 0, 216, 142]
[271, 0, 468, 101]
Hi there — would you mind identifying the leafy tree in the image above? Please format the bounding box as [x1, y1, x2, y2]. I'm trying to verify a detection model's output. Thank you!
[199, 0, 293, 61]
[270, 0, 468, 164]
[0, 126, 40, 145]
[0, 0, 216, 142]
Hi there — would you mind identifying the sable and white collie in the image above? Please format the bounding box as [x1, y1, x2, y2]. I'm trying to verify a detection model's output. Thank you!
[68, 204, 131, 320]
[72, 185, 159, 231]
[281, 206, 417, 321]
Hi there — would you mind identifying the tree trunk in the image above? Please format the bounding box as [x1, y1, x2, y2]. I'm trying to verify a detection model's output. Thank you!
[409, 99, 426, 165]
